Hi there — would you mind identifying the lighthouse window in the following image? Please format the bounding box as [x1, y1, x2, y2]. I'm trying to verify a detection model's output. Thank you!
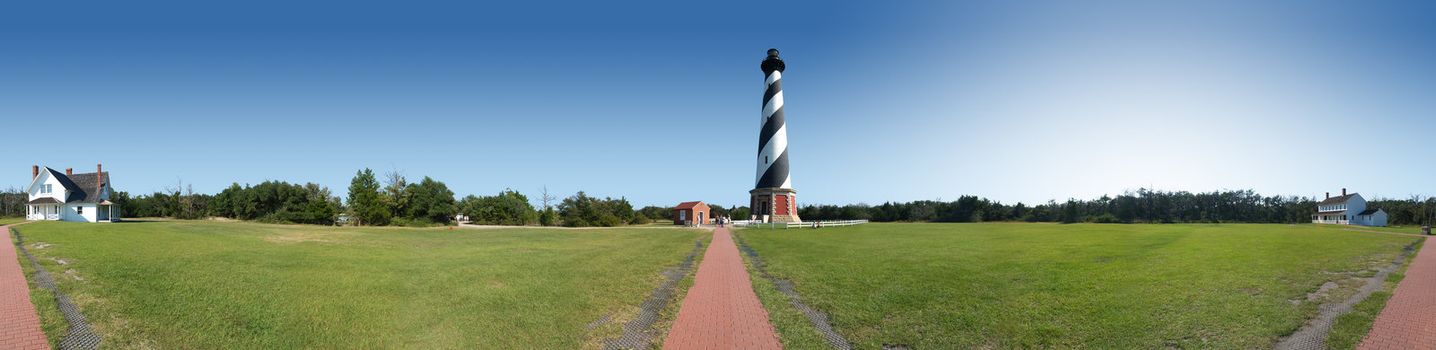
[765, 156, 769, 164]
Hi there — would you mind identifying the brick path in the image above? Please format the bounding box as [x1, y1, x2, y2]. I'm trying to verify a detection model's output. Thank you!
[1, 225, 48, 349]
[1359, 236, 1436, 349]
[663, 228, 781, 350]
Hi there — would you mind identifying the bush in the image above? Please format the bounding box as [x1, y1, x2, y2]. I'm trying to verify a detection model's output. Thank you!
[558, 191, 635, 227]
[459, 189, 537, 226]
[1090, 214, 1121, 223]
[389, 217, 445, 227]
[538, 208, 558, 226]
[211, 181, 340, 225]
[404, 177, 457, 225]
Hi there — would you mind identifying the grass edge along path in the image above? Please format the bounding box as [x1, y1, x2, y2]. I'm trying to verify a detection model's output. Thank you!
[595, 237, 705, 349]
[735, 232, 851, 350]
[2, 225, 49, 350]
[1326, 239, 1423, 349]
[1356, 234, 1436, 349]
[1275, 239, 1421, 349]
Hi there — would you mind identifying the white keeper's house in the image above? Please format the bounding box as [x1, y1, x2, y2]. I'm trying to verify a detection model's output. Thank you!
[1312, 188, 1387, 227]
[25, 163, 120, 223]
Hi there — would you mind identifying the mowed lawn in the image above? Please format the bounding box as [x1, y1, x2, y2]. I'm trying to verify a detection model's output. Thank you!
[738, 223, 1419, 349]
[13, 220, 706, 349]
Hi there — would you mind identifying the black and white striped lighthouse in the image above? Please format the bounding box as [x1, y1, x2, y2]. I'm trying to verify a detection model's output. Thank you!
[751, 48, 801, 223]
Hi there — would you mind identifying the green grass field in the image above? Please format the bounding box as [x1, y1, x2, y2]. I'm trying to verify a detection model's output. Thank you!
[737, 223, 1419, 349]
[13, 220, 706, 349]
[0, 217, 27, 226]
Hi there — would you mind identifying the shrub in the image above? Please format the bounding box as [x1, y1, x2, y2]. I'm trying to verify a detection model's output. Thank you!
[459, 189, 537, 226]
[538, 208, 558, 226]
[1090, 214, 1121, 223]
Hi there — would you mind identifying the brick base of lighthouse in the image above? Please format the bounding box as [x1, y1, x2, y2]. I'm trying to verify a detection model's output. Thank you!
[750, 188, 801, 223]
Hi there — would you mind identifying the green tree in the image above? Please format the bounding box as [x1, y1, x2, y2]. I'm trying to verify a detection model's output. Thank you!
[1060, 199, 1081, 223]
[383, 170, 409, 219]
[459, 189, 537, 225]
[404, 176, 457, 224]
[558, 191, 596, 227]
[347, 168, 390, 226]
[538, 207, 559, 226]
[557, 191, 633, 227]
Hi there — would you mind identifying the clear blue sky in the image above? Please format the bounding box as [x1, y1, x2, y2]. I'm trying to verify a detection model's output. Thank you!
[3, 0, 1434, 207]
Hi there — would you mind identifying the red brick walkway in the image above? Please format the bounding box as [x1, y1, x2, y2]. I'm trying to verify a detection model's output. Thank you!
[1, 225, 48, 349]
[663, 227, 781, 350]
[1359, 236, 1436, 349]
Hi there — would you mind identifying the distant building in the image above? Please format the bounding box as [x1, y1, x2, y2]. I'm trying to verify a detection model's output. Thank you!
[673, 201, 711, 226]
[1312, 188, 1387, 226]
[25, 164, 120, 223]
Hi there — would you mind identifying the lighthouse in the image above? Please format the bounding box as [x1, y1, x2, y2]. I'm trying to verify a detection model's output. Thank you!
[751, 48, 801, 223]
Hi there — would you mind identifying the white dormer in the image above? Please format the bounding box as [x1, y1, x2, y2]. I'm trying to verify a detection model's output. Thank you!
[27, 168, 69, 203]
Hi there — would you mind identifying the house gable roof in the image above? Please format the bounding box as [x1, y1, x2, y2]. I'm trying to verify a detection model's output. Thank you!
[1357, 208, 1383, 216]
[45, 167, 84, 198]
[65, 171, 109, 203]
[35, 167, 110, 203]
[1318, 193, 1360, 206]
[674, 201, 706, 210]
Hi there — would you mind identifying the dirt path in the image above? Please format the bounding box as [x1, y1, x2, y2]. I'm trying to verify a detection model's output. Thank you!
[662, 227, 781, 349]
[1, 225, 48, 349]
[1358, 237, 1436, 349]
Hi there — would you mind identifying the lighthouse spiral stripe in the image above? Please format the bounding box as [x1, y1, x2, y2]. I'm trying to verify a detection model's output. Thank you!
[756, 70, 791, 189]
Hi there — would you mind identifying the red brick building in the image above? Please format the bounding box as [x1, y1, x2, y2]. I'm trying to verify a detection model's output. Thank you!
[673, 201, 711, 226]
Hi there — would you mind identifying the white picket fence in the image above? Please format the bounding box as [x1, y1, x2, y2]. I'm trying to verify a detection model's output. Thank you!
[732, 219, 869, 229]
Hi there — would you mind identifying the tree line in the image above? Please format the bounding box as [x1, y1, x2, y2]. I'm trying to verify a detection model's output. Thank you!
[343, 169, 457, 226]
[8, 176, 1432, 228]
[796, 189, 1436, 226]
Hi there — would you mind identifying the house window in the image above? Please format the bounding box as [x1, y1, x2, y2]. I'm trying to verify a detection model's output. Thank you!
[77, 207, 83, 215]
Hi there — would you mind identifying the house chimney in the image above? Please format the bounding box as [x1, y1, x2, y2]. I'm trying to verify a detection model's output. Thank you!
[66, 168, 73, 176]
[1326, 192, 1330, 199]
[1342, 188, 1347, 196]
[97, 163, 102, 175]
[32, 165, 38, 179]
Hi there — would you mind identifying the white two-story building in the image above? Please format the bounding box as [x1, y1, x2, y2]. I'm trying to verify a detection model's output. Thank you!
[25, 164, 120, 223]
[1312, 188, 1387, 227]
